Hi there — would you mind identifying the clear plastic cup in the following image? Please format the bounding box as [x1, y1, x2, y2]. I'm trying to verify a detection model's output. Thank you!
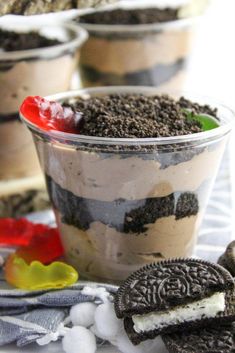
[78, 15, 198, 88]
[0, 23, 88, 216]
[20, 86, 234, 283]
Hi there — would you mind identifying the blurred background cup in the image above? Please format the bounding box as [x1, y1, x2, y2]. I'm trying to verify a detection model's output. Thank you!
[76, 2, 203, 89]
[0, 23, 87, 217]
[21, 86, 234, 283]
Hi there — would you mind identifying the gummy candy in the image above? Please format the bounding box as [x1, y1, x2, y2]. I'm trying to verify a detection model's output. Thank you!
[20, 96, 83, 133]
[184, 109, 219, 131]
[5, 255, 78, 290]
[0, 218, 35, 246]
[0, 218, 64, 263]
[189, 113, 219, 131]
[15, 225, 64, 264]
[2, 218, 78, 290]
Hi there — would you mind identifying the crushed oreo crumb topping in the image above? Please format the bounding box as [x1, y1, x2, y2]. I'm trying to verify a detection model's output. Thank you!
[79, 7, 179, 25]
[0, 29, 62, 52]
[65, 94, 218, 138]
[178, 96, 218, 117]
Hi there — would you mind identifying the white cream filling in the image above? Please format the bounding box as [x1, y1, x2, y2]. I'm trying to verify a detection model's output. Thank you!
[133, 292, 225, 333]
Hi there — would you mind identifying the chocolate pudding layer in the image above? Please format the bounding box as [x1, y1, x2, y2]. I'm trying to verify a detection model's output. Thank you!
[78, 7, 195, 88]
[31, 92, 228, 282]
[0, 25, 86, 216]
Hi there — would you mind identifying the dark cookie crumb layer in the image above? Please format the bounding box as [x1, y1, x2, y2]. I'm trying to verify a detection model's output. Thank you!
[0, 29, 62, 52]
[65, 94, 218, 138]
[80, 7, 179, 25]
[80, 58, 186, 87]
[46, 175, 199, 234]
[0, 112, 19, 124]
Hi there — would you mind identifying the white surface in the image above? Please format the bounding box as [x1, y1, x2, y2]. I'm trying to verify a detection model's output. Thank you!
[0, 343, 121, 353]
[0, 342, 168, 353]
[0, 341, 169, 353]
[184, 0, 235, 109]
[132, 292, 225, 333]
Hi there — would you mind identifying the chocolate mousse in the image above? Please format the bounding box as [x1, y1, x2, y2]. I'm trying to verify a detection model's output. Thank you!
[0, 25, 86, 216]
[24, 93, 227, 283]
[78, 6, 196, 88]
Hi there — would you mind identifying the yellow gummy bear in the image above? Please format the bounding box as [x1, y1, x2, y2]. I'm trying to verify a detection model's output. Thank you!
[5, 255, 78, 290]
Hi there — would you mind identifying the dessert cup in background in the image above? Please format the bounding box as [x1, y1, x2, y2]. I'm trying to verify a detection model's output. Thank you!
[0, 23, 88, 217]
[20, 87, 234, 284]
[0, 0, 120, 16]
[76, 6, 199, 88]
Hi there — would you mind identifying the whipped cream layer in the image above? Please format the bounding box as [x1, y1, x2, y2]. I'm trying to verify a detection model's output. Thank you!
[133, 292, 225, 333]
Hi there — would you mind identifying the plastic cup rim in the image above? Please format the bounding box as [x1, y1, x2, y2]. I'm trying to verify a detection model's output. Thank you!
[77, 15, 199, 34]
[20, 86, 235, 147]
[0, 22, 88, 61]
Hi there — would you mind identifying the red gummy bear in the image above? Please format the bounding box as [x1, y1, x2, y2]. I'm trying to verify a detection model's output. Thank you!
[16, 226, 64, 264]
[0, 218, 64, 264]
[0, 218, 35, 246]
[20, 96, 82, 133]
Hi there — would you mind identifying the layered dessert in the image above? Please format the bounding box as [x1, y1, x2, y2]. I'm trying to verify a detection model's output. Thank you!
[0, 24, 87, 217]
[20, 88, 232, 283]
[77, 5, 197, 88]
[0, 0, 117, 16]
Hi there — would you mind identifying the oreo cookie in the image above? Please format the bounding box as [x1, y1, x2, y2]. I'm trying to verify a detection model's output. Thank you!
[218, 241, 235, 277]
[163, 323, 235, 353]
[114, 259, 235, 345]
[218, 254, 235, 277]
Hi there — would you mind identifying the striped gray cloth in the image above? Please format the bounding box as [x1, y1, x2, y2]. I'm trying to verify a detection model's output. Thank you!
[0, 282, 117, 347]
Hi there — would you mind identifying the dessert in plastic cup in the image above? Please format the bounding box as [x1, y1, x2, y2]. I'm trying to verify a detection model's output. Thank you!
[76, 3, 200, 88]
[0, 23, 88, 217]
[0, 0, 118, 16]
[20, 86, 234, 284]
